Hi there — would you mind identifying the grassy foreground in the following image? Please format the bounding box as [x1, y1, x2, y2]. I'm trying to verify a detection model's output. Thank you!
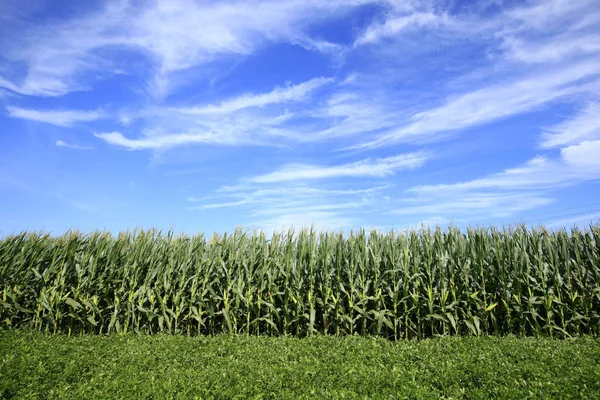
[1, 331, 599, 399]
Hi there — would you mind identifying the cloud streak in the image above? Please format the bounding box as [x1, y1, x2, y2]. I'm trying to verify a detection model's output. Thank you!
[56, 140, 94, 150]
[94, 107, 294, 150]
[95, 131, 232, 150]
[0, 0, 368, 97]
[188, 185, 391, 209]
[354, 12, 453, 46]
[187, 181, 391, 232]
[408, 152, 600, 195]
[7, 106, 105, 127]
[541, 102, 600, 148]
[547, 211, 600, 228]
[353, 61, 600, 149]
[175, 77, 333, 115]
[397, 143, 600, 224]
[248, 152, 429, 183]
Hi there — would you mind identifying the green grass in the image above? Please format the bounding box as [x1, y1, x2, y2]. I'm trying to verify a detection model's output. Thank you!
[1, 330, 599, 399]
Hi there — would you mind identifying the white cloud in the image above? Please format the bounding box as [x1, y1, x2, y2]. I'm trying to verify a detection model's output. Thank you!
[408, 155, 600, 195]
[497, 0, 600, 65]
[547, 211, 600, 228]
[6, 106, 104, 127]
[98, 75, 420, 151]
[506, 0, 600, 31]
[248, 152, 429, 183]
[95, 106, 294, 150]
[188, 185, 390, 209]
[187, 179, 393, 232]
[56, 140, 93, 150]
[341, 0, 600, 151]
[244, 193, 379, 232]
[0, 0, 131, 97]
[299, 90, 399, 141]
[250, 200, 368, 217]
[93, 0, 600, 153]
[398, 143, 600, 224]
[561, 140, 600, 168]
[95, 131, 233, 150]
[175, 77, 333, 115]
[188, 198, 253, 210]
[502, 34, 600, 64]
[0, 0, 370, 97]
[340, 73, 356, 85]
[541, 103, 600, 148]
[354, 61, 600, 148]
[354, 12, 452, 46]
[395, 192, 552, 218]
[288, 34, 344, 56]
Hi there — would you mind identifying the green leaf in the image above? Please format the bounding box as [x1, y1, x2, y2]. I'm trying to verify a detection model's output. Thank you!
[65, 298, 83, 310]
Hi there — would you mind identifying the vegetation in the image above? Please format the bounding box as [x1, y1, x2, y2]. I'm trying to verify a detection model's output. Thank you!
[2, 330, 599, 399]
[1, 225, 599, 338]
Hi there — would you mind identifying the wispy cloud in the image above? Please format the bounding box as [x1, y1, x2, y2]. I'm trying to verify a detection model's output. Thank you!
[188, 185, 391, 209]
[408, 154, 600, 195]
[547, 211, 600, 228]
[175, 77, 333, 115]
[354, 12, 453, 46]
[95, 131, 232, 150]
[299, 90, 399, 141]
[7, 106, 105, 127]
[505, 0, 600, 31]
[97, 74, 406, 151]
[497, 0, 600, 68]
[353, 61, 600, 149]
[56, 140, 94, 150]
[395, 192, 552, 219]
[248, 152, 429, 183]
[397, 144, 600, 224]
[188, 182, 391, 232]
[251, 200, 372, 217]
[339, 0, 600, 152]
[186, 151, 422, 231]
[95, 107, 293, 150]
[541, 103, 600, 148]
[0, 0, 368, 97]
[501, 33, 600, 65]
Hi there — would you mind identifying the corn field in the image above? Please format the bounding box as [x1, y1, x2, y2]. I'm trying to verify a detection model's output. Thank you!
[1, 225, 599, 339]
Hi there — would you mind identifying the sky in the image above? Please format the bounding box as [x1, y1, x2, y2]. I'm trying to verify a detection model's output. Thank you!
[1, 0, 600, 235]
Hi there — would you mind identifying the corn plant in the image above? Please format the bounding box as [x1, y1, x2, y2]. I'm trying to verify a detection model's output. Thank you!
[1, 224, 599, 338]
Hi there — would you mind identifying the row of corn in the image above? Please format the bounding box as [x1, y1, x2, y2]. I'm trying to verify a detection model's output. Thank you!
[1, 225, 599, 338]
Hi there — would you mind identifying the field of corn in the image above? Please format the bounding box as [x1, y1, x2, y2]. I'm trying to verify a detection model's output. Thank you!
[1, 224, 599, 338]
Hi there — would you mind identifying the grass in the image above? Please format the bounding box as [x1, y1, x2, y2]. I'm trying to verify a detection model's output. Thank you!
[1, 330, 600, 399]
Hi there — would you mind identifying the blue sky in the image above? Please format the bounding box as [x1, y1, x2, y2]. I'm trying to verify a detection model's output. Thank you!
[1, 0, 600, 234]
